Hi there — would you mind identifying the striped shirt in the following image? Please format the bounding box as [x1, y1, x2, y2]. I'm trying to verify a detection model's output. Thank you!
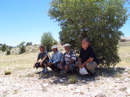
[61, 50, 76, 64]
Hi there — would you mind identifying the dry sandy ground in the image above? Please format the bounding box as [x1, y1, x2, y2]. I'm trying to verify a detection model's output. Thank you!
[0, 44, 130, 97]
[0, 65, 130, 97]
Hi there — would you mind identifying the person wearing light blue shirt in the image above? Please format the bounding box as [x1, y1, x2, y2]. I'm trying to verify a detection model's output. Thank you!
[48, 46, 63, 71]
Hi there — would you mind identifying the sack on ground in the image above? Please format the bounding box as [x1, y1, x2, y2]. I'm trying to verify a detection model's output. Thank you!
[79, 67, 88, 75]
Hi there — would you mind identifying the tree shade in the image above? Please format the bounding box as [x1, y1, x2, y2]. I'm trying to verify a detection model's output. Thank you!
[49, 0, 128, 67]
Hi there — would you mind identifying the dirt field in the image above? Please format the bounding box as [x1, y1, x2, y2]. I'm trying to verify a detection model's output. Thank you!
[0, 42, 130, 97]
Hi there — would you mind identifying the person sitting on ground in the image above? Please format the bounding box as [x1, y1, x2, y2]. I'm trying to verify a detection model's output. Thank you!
[58, 43, 77, 73]
[77, 38, 98, 75]
[48, 46, 63, 71]
[33, 45, 49, 73]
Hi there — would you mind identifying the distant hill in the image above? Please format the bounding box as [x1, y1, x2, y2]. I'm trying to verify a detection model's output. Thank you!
[120, 36, 130, 42]
[10, 43, 64, 55]
[0, 39, 129, 55]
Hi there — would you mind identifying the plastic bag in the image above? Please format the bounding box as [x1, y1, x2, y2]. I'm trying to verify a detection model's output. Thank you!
[79, 67, 88, 75]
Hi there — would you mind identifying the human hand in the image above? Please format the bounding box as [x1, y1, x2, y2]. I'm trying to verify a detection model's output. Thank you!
[33, 65, 36, 68]
[40, 62, 42, 66]
[77, 62, 81, 68]
[79, 64, 85, 68]
[33, 62, 37, 68]
[60, 64, 63, 69]
[48, 62, 52, 66]
[65, 65, 69, 70]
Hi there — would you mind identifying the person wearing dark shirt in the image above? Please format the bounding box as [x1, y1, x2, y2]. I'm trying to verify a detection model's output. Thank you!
[78, 38, 98, 74]
[33, 46, 49, 72]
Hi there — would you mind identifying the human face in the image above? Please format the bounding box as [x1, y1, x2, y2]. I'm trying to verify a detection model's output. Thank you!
[64, 46, 70, 52]
[81, 40, 89, 49]
[39, 47, 44, 53]
[52, 48, 57, 53]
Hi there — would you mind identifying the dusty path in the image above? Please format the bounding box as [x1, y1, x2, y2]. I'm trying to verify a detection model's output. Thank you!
[0, 66, 130, 97]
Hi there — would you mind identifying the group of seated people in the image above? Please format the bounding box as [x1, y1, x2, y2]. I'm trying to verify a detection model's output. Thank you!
[33, 38, 98, 75]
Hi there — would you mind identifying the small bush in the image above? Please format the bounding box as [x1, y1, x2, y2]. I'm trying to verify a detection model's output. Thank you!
[41, 32, 57, 51]
[18, 42, 26, 54]
[19, 46, 26, 54]
[4, 71, 11, 75]
[26, 42, 32, 46]
[6, 49, 10, 55]
[1, 44, 7, 52]
[68, 75, 78, 84]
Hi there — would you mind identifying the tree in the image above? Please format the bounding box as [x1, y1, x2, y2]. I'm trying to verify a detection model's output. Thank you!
[18, 42, 26, 54]
[1, 44, 7, 52]
[41, 32, 57, 51]
[49, 0, 128, 67]
[6, 49, 10, 55]
[26, 42, 33, 46]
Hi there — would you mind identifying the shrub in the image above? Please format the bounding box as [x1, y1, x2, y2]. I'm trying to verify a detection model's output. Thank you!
[6, 49, 10, 55]
[26, 42, 33, 46]
[18, 42, 26, 54]
[41, 32, 57, 51]
[1, 44, 7, 52]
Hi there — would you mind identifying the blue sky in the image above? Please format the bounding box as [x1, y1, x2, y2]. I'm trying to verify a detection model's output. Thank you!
[0, 0, 130, 46]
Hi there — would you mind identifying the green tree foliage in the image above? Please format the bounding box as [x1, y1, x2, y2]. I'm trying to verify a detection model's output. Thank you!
[1, 44, 7, 52]
[18, 42, 26, 54]
[26, 42, 33, 46]
[49, 0, 128, 67]
[9, 46, 12, 50]
[6, 49, 10, 55]
[41, 32, 57, 51]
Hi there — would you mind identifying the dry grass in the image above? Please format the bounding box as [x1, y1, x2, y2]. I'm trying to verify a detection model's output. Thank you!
[119, 87, 127, 91]
[113, 72, 122, 78]
[0, 42, 130, 77]
[0, 53, 38, 77]
[0, 42, 130, 97]
[68, 75, 78, 84]
[117, 42, 130, 67]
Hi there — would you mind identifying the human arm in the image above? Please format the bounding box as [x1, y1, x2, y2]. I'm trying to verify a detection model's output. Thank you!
[64, 59, 75, 70]
[65, 51, 76, 70]
[33, 54, 40, 68]
[77, 57, 82, 68]
[59, 54, 65, 69]
[79, 57, 94, 68]
[52, 52, 63, 64]
[33, 59, 39, 68]
[40, 56, 48, 66]
[40, 51, 48, 66]
[48, 54, 53, 66]
[79, 47, 95, 68]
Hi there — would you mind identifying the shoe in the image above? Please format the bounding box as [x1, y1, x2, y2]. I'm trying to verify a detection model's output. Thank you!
[42, 68, 48, 73]
[60, 70, 67, 74]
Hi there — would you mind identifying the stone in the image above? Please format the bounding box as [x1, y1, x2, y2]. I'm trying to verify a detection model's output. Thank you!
[43, 83, 49, 87]
[59, 79, 64, 83]
[126, 89, 130, 95]
[95, 93, 106, 97]
[74, 89, 81, 93]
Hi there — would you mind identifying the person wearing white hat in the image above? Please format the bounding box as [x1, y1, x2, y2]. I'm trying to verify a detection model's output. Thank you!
[64, 43, 70, 47]
[48, 46, 63, 71]
[58, 43, 77, 73]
